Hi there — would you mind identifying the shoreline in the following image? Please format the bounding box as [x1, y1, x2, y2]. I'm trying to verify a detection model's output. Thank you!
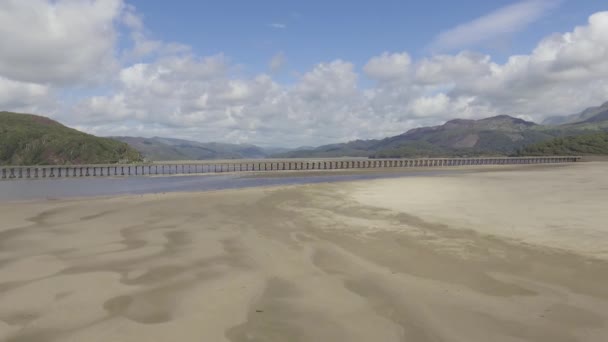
[1, 162, 607, 341]
[0, 163, 579, 203]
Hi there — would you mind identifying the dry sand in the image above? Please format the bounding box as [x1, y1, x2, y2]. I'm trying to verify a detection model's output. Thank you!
[0, 162, 607, 341]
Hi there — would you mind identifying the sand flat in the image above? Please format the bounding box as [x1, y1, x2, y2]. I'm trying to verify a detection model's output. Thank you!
[1, 163, 607, 341]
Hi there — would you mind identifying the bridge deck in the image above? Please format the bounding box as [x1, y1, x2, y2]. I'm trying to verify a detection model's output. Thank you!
[0, 156, 582, 180]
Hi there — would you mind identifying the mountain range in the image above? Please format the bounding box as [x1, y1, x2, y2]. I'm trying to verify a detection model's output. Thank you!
[111, 136, 272, 161]
[276, 103, 608, 158]
[543, 101, 608, 126]
[2, 101, 608, 165]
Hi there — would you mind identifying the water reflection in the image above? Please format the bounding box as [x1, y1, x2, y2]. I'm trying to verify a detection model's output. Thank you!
[0, 170, 462, 201]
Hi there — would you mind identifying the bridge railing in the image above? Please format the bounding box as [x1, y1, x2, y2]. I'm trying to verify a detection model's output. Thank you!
[0, 156, 582, 180]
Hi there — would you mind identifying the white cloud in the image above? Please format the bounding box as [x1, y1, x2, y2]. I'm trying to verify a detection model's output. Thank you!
[430, 0, 561, 51]
[409, 94, 450, 118]
[0, 0, 123, 85]
[0, 77, 53, 112]
[67, 11, 608, 146]
[1, 2, 608, 148]
[364, 52, 412, 82]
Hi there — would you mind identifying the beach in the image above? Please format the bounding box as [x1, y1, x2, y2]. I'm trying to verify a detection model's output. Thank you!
[1, 163, 607, 341]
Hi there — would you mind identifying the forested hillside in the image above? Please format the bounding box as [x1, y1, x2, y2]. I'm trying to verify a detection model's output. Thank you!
[0, 112, 142, 165]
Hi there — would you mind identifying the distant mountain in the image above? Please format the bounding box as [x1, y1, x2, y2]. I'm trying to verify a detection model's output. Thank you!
[543, 101, 608, 126]
[277, 100, 608, 158]
[277, 115, 559, 158]
[517, 132, 608, 156]
[275, 139, 380, 158]
[112, 136, 270, 161]
[0, 112, 142, 165]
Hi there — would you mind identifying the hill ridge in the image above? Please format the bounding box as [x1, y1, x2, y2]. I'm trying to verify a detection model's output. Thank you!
[0, 112, 142, 165]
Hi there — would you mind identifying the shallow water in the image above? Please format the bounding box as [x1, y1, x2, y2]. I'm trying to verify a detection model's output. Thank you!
[0, 170, 462, 201]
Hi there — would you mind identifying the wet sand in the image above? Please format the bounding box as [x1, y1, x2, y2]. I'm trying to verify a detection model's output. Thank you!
[0, 163, 607, 341]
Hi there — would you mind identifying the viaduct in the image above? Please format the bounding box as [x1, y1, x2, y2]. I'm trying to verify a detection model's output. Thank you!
[0, 156, 581, 180]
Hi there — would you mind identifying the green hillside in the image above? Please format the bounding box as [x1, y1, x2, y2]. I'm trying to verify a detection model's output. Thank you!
[517, 132, 608, 156]
[0, 112, 142, 165]
[112, 136, 269, 161]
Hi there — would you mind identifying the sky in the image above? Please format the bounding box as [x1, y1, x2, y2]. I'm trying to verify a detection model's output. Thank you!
[0, 0, 607, 147]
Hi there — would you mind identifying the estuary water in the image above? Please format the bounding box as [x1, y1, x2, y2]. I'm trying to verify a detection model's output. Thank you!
[0, 170, 462, 201]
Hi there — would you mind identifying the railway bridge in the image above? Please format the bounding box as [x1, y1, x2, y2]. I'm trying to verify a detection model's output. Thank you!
[0, 156, 581, 180]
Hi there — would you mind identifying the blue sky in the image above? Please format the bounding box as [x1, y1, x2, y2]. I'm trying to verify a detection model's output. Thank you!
[1, 0, 607, 146]
[126, 0, 603, 77]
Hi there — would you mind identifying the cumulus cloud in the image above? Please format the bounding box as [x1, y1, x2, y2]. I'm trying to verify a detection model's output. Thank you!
[1, 1, 608, 148]
[0, 77, 54, 112]
[364, 52, 412, 82]
[0, 0, 123, 85]
[420, 12, 608, 117]
[430, 0, 562, 51]
[58, 11, 608, 146]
